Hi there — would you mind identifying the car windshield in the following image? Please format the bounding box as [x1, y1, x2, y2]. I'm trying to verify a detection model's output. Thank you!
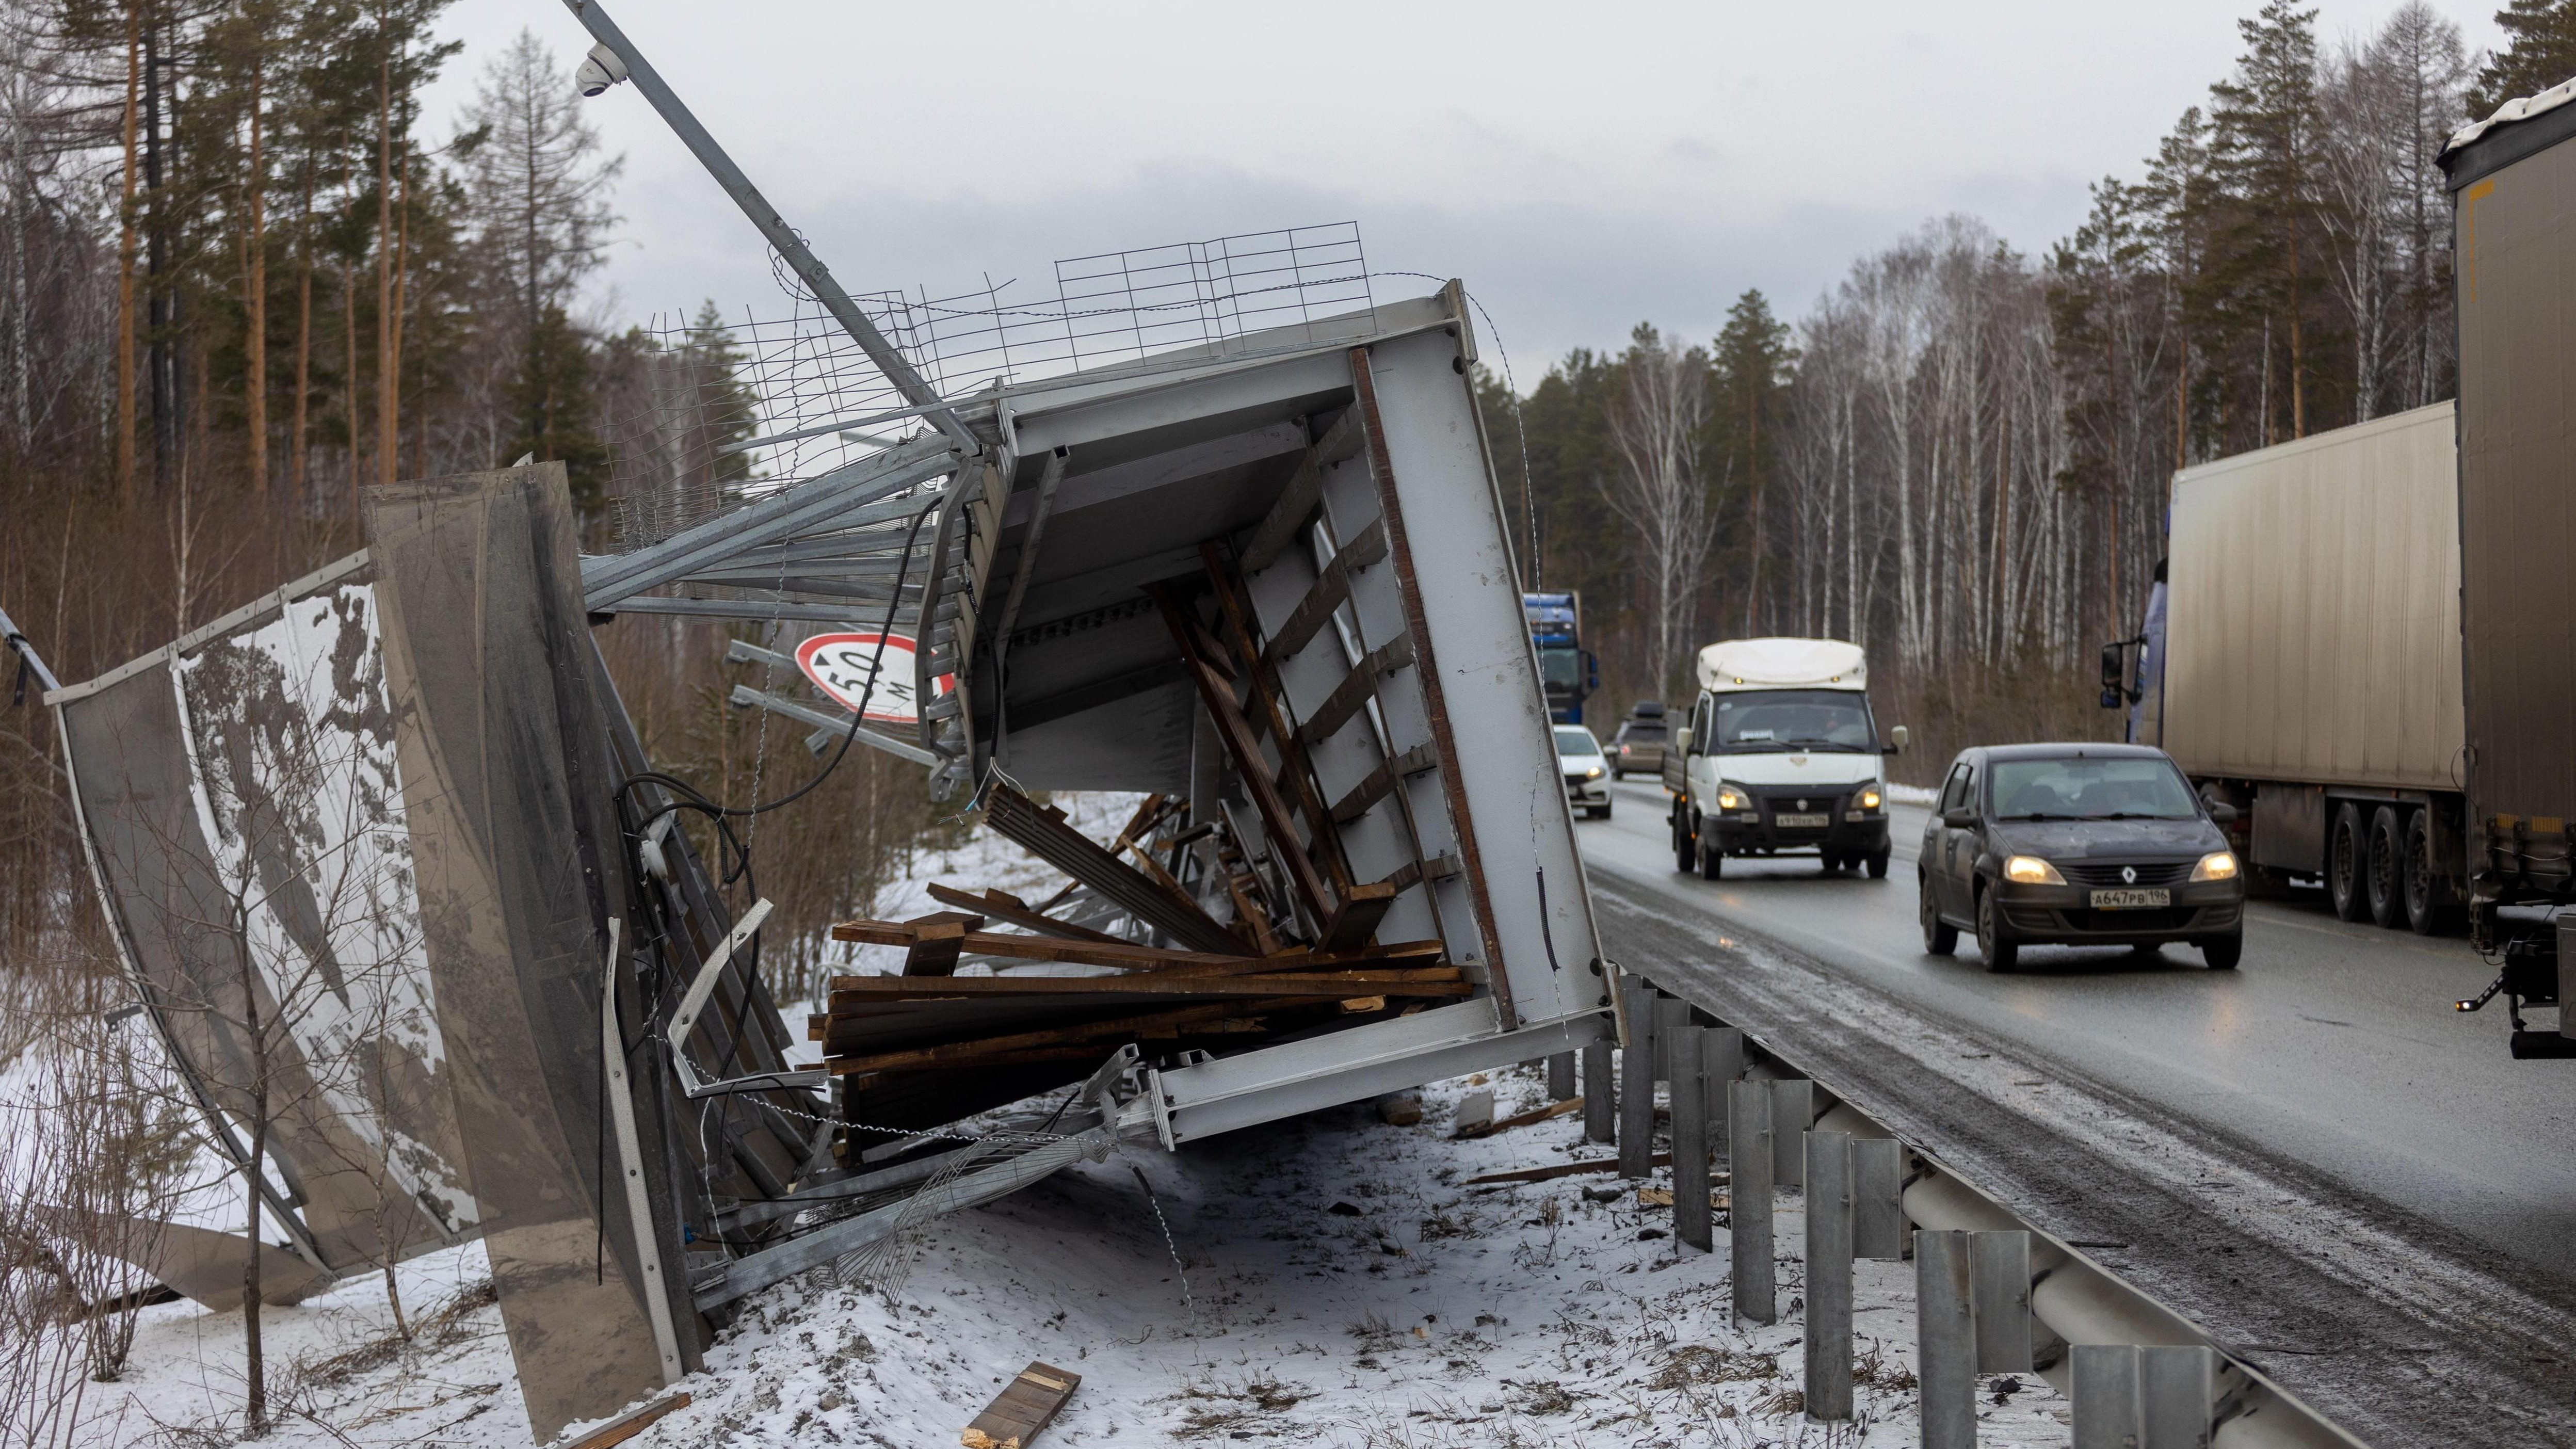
[1553, 727, 1601, 758]
[1988, 756, 2200, 820]
[1711, 690, 1876, 751]
[1619, 722, 1667, 741]
[1536, 646, 1582, 690]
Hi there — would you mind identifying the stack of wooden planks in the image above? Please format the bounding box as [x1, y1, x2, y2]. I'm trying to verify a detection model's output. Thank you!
[814, 910, 1463, 1081]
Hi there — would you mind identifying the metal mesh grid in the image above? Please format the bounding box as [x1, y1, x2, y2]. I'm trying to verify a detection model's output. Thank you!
[604, 224, 1373, 549]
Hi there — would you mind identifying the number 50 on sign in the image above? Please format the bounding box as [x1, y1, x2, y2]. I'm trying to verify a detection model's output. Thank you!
[793, 632, 953, 727]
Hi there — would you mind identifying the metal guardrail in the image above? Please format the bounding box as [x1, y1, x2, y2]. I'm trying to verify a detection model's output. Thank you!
[1592, 968, 2368, 1449]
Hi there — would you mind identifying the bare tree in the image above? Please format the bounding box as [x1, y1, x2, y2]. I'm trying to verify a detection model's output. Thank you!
[1598, 325, 1718, 693]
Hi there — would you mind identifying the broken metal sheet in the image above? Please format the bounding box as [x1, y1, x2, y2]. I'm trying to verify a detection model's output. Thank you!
[55, 562, 475, 1284]
[363, 462, 697, 1440]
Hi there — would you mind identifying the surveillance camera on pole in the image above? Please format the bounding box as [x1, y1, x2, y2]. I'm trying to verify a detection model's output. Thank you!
[574, 42, 629, 99]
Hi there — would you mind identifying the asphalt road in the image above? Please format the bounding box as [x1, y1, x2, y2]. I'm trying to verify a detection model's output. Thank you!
[1578, 777, 2576, 1283]
[1571, 776, 2576, 1445]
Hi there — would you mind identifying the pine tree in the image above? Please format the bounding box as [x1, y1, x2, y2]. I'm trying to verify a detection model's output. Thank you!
[2471, 0, 2576, 118]
[508, 301, 607, 507]
[2211, 0, 2325, 441]
[1710, 289, 1794, 633]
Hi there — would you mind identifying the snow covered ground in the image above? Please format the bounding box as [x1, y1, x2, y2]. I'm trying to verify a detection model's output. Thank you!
[84, 1064, 2071, 1447]
[71, 792, 2074, 1446]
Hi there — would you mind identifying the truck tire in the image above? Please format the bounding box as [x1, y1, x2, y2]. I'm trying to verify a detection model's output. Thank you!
[1975, 885, 2018, 973]
[1698, 834, 1724, 880]
[2328, 802, 2367, 923]
[1673, 812, 1696, 873]
[1866, 847, 1891, 880]
[2402, 809, 2450, 936]
[1920, 876, 1957, 955]
[2366, 806, 2405, 929]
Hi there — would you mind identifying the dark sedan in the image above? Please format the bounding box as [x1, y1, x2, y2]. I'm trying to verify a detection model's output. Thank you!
[1918, 743, 2244, 971]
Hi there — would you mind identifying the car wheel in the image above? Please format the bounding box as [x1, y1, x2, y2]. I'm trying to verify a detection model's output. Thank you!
[2402, 809, 2449, 936]
[1976, 886, 2017, 973]
[2327, 802, 2366, 923]
[1673, 812, 1696, 873]
[1698, 834, 1725, 880]
[2366, 806, 2405, 929]
[1866, 848, 1891, 880]
[1821, 851, 1843, 873]
[1591, 802, 1613, 820]
[2201, 931, 2243, 970]
[1921, 875, 1958, 956]
[1611, 769, 1623, 782]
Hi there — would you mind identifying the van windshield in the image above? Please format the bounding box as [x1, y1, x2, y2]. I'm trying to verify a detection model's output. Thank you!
[1988, 756, 2200, 820]
[1711, 690, 1876, 752]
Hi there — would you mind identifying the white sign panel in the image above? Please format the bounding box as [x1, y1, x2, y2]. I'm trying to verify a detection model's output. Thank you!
[794, 631, 952, 726]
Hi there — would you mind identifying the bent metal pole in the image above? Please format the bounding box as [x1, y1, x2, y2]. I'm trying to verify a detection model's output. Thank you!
[555, 0, 980, 458]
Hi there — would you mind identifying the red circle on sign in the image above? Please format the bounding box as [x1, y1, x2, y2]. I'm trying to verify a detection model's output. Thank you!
[793, 632, 954, 726]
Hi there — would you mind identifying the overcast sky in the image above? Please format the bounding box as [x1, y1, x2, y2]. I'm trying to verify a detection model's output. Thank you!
[422, 1, 2505, 383]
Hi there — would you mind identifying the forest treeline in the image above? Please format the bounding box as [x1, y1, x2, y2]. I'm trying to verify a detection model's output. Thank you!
[1485, 0, 2567, 759]
[0, 0, 928, 1008]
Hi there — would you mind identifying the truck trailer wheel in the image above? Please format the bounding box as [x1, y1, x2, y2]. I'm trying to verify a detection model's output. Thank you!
[2402, 809, 2450, 936]
[2328, 803, 2368, 922]
[2366, 806, 2405, 929]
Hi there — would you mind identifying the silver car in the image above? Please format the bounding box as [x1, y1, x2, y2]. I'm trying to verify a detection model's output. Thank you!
[1556, 725, 1612, 819]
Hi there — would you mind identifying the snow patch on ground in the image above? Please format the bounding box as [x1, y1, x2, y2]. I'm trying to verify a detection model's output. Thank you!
[1882, 783, 1938, 807]
[80, 793, 2071, 1445]
[88, 1066, 2070, 1447]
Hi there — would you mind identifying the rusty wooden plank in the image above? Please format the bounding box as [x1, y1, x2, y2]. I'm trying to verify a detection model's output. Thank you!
[823, 967, 1465, 1003]
[981, 783, 1249, 956]
[962, 1362, 1080, 1449]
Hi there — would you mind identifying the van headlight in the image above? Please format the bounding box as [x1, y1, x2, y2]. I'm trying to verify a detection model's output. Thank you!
[2191, 851, 2239, 882]
[2003, 856, 2064, 885]
[1716, 787, 1745, 811]
[1859, 788, 1881, 811]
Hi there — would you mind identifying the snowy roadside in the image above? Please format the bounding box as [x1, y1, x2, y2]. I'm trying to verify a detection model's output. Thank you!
[75, 792, 2072, 1446]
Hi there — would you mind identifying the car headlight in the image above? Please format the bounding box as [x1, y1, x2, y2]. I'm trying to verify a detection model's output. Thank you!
[2191, 850, 2239, 882]
[1716, 787, 1745, 810]
[1859, 788, 1882, 811]
[2003, 856, 2064, 885]
[1583, 766, 1604, 780]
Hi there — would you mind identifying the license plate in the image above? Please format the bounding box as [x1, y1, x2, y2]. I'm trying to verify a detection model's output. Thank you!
[1775, 812, 1829, 829]
[2090, 888, 2170, 910]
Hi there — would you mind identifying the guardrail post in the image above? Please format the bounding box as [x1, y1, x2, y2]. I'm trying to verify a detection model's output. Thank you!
[1545, 1050, 1575, 1102]
[1804, 1129, 1855, 1421]
[1582, 1038, 1615, 1145]
[1672, 1027, 1712, 1251]
[2072, 1343, 2214, 1449]
[1852, 1137, 1905, 1259]
[1916, 1229, 1976, 1449]
[1769, 1078, 1812, 1187]
[1728, 1076, 1775, 1324]
[1703, 1025, 1744, 1154]
[1971, 1230, 2033, 1373]
[1618, 980, 1657, 1178]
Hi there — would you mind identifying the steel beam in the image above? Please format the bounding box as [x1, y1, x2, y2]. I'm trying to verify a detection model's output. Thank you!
[555, 0, 978, 455]
[580, 443, 953, 606]
[1804, 1129, 1855, 1421]
[1729, 1076, 1775, 1324]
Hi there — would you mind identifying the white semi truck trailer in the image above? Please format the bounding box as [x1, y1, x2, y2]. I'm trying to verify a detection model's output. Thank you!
[2105, 400, 2466, 935]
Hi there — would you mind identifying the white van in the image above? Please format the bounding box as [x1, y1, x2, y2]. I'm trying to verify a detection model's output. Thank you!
[1661, 638, 1907, 879]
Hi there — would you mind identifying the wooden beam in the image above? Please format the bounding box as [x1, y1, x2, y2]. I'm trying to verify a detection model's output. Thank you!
[1258, 521, 1388, 671]
[1197, 546, 1352, 889]
[1239, 450, 1324, 573]
[980, 783, 1251, 956]
[1151, 586, 1335, 928]
[1319, 881, 1399, 953]
[899, 911, 983, 976]
[925, 883, 1124, 944]
[1300, 633, 1413, 747]
[821, 967, 1467, 1003]
[963, 1362, 1081, 1449]
[825, 999, 1312, 1074]
[1331, 743, 1438, 825]
[829, 919, 1443, 976]
[564, 1393, 693, 1449]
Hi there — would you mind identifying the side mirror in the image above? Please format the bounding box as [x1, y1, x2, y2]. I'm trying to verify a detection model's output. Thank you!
[2208, 802, 2239, 826]
[1675, 726, 1694, 755]
[2100, 640, 2129, 710]
[1941, 809, 1978, 830]
[1886, 725, 1910, 754]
